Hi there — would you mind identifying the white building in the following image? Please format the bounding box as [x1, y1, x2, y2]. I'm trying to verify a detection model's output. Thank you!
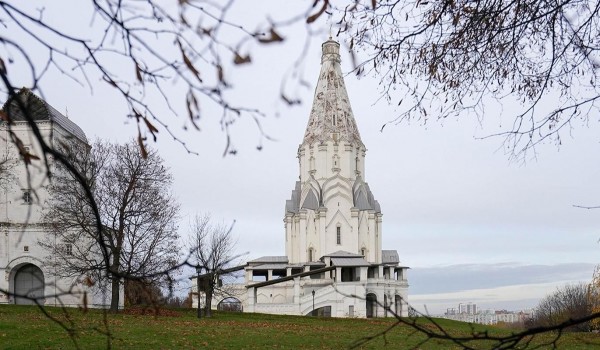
[442, 306, 532, 325]
[0, 89, 109, 307]
[459, 302, 477, 315]
[193, 39, 409, 318]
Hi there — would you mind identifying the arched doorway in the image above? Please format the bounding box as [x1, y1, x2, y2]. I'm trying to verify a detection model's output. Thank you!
[366, 293, 377, 318]
[384, 294, 388, 317]
[305, 305, 331, 317]
[217, 297, 243, 312]
[395, 295, 402, 316]
[14, 264, 45, 305]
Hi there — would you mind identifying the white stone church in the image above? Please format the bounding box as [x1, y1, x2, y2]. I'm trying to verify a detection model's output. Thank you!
[194, 39, 409, 318]
[0, 89, 109, 307]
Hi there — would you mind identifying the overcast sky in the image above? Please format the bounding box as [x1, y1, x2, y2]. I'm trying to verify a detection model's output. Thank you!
[3, 1, 600, 314]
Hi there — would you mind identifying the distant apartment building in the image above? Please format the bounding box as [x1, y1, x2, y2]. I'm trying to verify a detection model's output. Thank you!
[458, 302, 477, 315]
[443, 303, 533, 325]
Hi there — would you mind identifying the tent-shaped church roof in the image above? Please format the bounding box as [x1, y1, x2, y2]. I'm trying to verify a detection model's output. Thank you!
[302, 39, 362, 146]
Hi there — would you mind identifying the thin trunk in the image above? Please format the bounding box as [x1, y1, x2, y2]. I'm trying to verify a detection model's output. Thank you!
[110, 274, 120, 312]
[204, 276, 212, 317]
[109, 252, 121, 312]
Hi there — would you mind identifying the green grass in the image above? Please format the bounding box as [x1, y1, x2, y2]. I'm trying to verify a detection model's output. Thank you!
[0, 305, 599, 349]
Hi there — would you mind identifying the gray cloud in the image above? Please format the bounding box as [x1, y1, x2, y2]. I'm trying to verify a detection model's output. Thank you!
[409, 262, 596, 294]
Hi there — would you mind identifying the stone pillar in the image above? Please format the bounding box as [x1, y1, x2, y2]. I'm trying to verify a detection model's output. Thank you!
[246, 288, 256, 312]
[299, 210, 307, 262]
[293, 277, 300, 303]
[359, 266, 367, 282]
[375, 213, 383, 263]
[318, 143, 328, 177]
[245, 268, 253, 283]
[318, 207, 327, 257]
[351, 207, 359, 255]
[285, 214, 293, 261]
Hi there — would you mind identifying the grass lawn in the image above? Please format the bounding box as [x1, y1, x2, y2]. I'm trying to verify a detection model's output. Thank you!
[1, 305, 599, 349]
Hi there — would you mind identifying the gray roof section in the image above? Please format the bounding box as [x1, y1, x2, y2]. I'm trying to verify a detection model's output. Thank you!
[382, 250, 400, 264]
[330, 257, 371, 267]
[353, 179, 381, 213]
[302, 40, 363, 146]
[285, 181, 301, 214]
[301, 188, 319, 210]
[248, 256, 289, 264]
[2, 88, 88, 143]
[249, 263, 289, 270]
[322, 250, 363, 258]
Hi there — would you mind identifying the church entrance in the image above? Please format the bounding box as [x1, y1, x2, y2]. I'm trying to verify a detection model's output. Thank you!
[14, 264, 45, 305]
[305, 306, 331, 317]
[395, 295, 402, 316]
[217, 297, 243, 312]
[366, 293, 377, 318]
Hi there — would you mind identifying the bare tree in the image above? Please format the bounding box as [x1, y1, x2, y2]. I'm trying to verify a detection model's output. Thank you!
[530, 282, 592, 332]
[588, 266, 600, 330]
[0, 1, 320, 156]
[188, 214, 239, 318]
[40, 139, 180, 312]
[3, 1, 598, 157]
[332, 0, 600, 158]
[1, 0, 599, 346]
[124, 279, 164, 307]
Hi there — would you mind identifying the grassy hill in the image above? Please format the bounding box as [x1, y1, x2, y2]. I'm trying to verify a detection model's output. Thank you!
[0, 305, 598, 349]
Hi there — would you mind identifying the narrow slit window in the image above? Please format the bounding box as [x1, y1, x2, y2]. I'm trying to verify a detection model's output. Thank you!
[336, 227, 341, 245]
[22, 190, 32, 205]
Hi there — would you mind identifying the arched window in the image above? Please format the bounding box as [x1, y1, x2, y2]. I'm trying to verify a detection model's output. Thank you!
[308, 248, 314, 262]
[366, 293, 377, 318]
[361, 248, 366, 257]
[384, 294, 388, 317]
[395, 295, 402, 315]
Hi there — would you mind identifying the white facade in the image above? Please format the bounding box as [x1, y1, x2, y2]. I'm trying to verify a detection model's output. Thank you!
[194, 39, 409, 318]
[0, 90, 111, 307]
[459, 302, 477, 315]
[442, 311, 528, 325]
[285, 40, 382, 264]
